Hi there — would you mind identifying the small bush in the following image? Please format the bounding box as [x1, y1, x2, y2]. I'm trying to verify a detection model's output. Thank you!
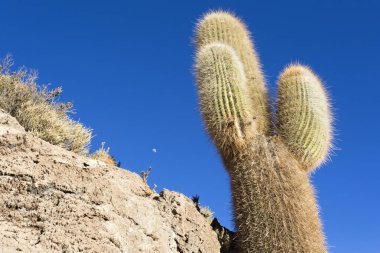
[0, 55, 92, 154]
[90, 142, 118, 166]
[192, 194, 214, 219]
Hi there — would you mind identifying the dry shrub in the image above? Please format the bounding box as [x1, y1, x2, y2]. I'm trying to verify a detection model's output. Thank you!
[90, 142, 117, 166]
[0, 55, 92, 154]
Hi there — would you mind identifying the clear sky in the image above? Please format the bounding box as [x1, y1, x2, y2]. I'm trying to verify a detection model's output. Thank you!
[1, 1, 379, 252]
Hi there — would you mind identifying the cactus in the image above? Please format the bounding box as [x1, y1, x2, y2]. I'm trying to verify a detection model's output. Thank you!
[195, 11, 332, 253]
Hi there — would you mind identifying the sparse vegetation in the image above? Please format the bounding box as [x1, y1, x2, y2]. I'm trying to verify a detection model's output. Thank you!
[90, 142, 119, 166]
[192, 194, 214, 219]
[140, 166, 152, 184]
[0, 55, 92, 154]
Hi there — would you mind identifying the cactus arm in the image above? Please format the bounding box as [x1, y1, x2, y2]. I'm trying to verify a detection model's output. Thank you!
[277, 65, 332, 171]
[196, 42, 257, 155]
[196, 11, 270, 135]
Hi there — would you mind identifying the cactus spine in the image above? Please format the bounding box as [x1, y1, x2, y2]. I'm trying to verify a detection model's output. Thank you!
[195, 11, 332, 253]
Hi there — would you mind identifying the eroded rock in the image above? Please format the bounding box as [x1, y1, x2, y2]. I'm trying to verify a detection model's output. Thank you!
[0, 110, 224, 253]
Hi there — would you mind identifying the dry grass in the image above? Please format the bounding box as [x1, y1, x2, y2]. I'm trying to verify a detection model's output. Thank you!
[90, 142, 118, 166]
[192, 195, 214, 219]
[0, 55, 92, 154]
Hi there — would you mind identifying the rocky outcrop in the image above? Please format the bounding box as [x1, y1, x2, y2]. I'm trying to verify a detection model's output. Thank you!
[0, 110, 226, 252]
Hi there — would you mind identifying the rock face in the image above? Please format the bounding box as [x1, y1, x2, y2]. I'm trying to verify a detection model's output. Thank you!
[0, 110, 222, 252]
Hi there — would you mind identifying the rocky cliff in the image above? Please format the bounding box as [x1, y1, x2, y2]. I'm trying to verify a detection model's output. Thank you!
[0, 110, 232, 253]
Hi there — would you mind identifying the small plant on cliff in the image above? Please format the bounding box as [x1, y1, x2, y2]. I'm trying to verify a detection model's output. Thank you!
[192, 194, 214, 219]
[0, 55, 92, 154]
[195, 11, 333, 252]
[90, 142, 119, 166]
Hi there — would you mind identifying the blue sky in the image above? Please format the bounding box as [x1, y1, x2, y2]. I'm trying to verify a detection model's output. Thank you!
[1, 1, 379, 252]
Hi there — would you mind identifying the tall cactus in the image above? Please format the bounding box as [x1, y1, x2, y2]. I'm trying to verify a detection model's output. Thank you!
[195, 11, 332, 253]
